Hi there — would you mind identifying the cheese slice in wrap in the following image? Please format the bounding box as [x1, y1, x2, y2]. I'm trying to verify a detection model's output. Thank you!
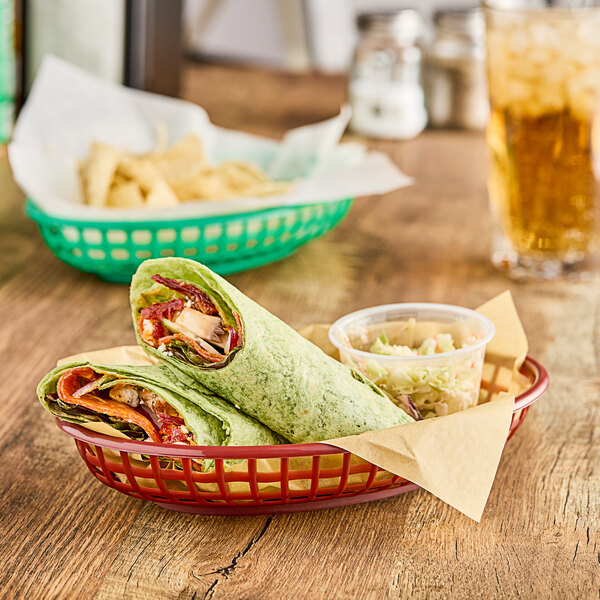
[130, 258, 413, 443]
[37, 361, 284, 451]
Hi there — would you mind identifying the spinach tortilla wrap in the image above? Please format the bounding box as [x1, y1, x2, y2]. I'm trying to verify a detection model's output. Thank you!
[130, 258, 413, 443]
[37, 362, 284, 450]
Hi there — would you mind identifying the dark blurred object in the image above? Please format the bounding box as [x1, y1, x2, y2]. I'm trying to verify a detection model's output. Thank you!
[23, 0, 182, 98]
[349, 10, 427, 139]
[424, 7, 488, 130]
[126, 0, 182, 96]
[0, 0, 16, 142]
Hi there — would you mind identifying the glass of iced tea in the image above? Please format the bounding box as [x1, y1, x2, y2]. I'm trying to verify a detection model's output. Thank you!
[484, 0, 600, 279]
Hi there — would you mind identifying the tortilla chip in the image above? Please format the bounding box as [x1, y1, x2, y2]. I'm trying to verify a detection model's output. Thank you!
[106, 181, 144, 208]
[145, 179, 180, 208]
[162, 134, 205, 163]
[117, 156, 161, 193]
[172, 169, 235, 201]
[81, 142, 123, 207]
[219, 161, 270, 189]
[172, 163, 292, 202]
[111, 172, 130, 187]
[150, 134, 207, 185]
[79, 132, 293, 208]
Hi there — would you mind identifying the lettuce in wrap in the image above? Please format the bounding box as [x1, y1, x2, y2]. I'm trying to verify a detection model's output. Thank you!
[130, 258, 413, 443]
[37, 361, 284, 451]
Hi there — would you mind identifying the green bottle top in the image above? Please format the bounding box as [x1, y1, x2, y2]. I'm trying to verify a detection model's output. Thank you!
[0, 0, 16, 143]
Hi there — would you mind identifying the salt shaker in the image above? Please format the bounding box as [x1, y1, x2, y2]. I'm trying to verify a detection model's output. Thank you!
[424, 8, 489, 130]
[349, 10, 427, 140]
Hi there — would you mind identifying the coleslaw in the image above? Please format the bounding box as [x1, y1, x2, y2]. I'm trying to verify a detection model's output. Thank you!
[329, 305, 495, 421]
[365, 329, 485, 418]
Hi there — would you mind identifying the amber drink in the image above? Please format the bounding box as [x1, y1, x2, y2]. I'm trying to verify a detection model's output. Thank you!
[484, 2, 600, 279]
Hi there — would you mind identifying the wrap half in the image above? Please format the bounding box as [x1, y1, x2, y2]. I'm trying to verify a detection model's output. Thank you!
[37, 361, 284, 449]
[130, 258, 413, 443]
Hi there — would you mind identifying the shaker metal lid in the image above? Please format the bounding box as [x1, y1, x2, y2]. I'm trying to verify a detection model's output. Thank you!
[357, 9, 424, 41]
[433, 7, 485, 39]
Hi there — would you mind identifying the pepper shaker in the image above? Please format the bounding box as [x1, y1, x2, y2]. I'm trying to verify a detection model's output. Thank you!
[424, 8, 489, 130]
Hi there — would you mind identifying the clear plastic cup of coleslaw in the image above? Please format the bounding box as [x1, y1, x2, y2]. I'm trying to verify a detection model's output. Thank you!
[329, 303, 495, 419]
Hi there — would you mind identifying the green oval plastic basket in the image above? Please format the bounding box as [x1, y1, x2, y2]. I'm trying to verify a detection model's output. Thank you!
[25, 198, 354, 283]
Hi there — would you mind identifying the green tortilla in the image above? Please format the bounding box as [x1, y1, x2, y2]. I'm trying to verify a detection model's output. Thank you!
[130, 258, 413, 443]
[37, 361, 284, 448]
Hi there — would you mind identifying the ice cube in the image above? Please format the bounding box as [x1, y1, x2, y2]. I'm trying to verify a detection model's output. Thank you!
[528, 21, 561, 49]
[577, 21, 600, 48]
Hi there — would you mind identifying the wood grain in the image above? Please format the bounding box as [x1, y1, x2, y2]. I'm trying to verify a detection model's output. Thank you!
[1, 62, 598, 599]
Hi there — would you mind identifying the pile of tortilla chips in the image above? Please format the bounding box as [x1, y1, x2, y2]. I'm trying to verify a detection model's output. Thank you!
[79, 133, 293, 209]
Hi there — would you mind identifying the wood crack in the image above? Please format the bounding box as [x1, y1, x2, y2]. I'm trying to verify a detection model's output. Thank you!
[200, 516, 274, 599]
[563, 475, 572, 518]
[547, 440, 568, 480]
[204, 515, 273, 579]
[126, 539, 153, 584]
[157, 556, 172, 578]
[203, 580, 219, 600]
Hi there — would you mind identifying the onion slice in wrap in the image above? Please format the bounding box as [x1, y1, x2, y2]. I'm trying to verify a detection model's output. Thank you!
[37, 361, 285, 457]
[130, 258, 414, 444]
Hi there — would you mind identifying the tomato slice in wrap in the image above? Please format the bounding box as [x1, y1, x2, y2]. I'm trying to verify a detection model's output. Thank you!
[57, 367, 163, 442]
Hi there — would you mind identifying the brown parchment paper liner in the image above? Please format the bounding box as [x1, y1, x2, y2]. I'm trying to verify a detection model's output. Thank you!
[59, 291, 529, 521]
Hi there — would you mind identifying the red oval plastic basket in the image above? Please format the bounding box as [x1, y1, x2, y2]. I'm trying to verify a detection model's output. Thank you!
[56, 356, 549, 515]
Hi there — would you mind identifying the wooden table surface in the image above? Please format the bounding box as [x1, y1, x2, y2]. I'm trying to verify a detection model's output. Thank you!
[1, 63, 599, 600]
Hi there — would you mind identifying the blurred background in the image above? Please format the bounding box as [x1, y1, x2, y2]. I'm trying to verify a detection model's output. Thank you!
[1, 0, 487, 142]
